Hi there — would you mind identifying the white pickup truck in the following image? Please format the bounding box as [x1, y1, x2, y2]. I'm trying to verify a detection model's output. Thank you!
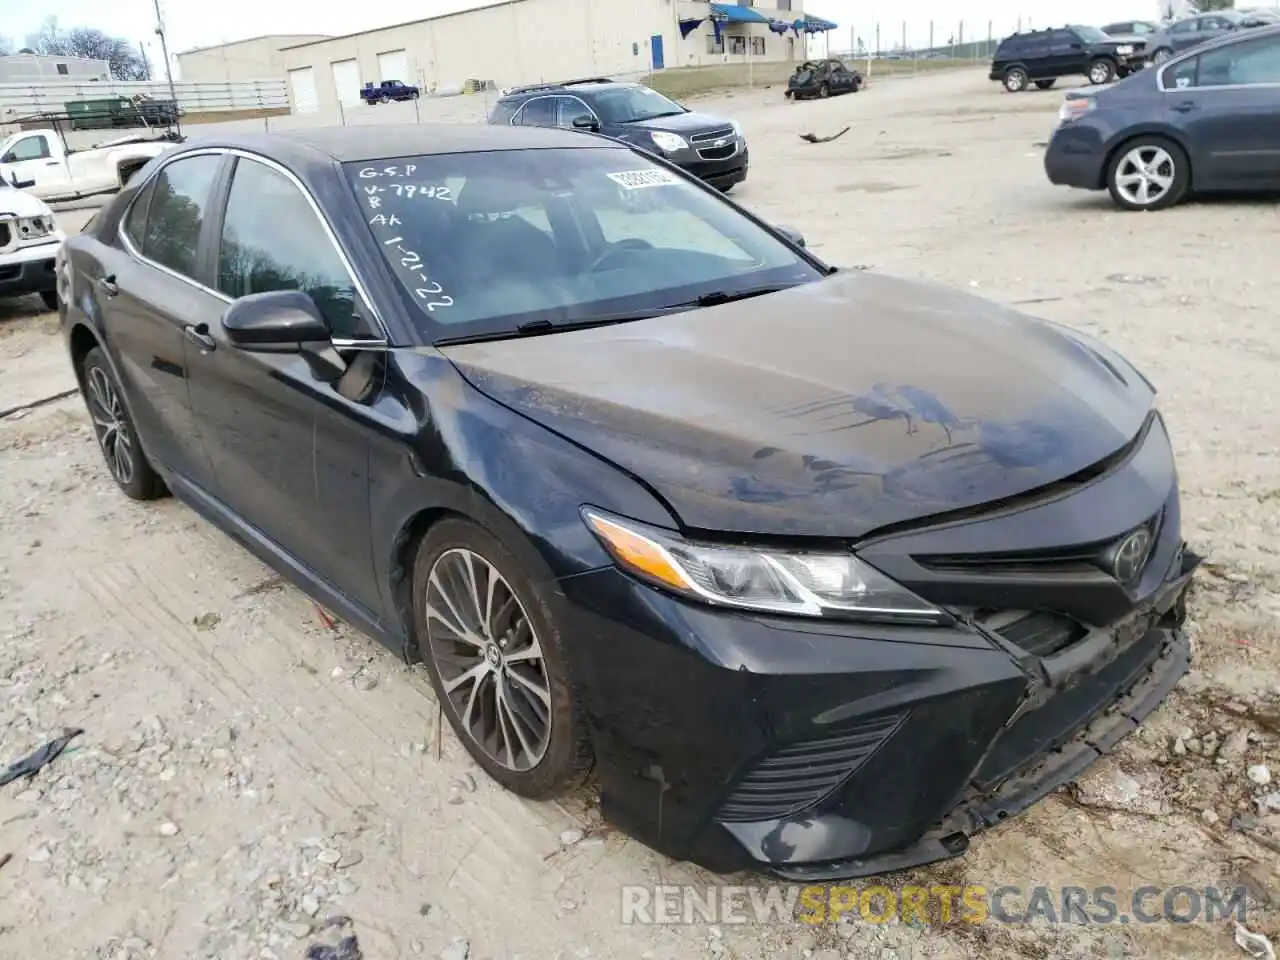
[0, 127, 177, 202]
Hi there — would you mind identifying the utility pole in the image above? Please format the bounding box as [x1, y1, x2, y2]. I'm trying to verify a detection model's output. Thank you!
[138, 41, 152, 81]
[152, 0, 181, 134]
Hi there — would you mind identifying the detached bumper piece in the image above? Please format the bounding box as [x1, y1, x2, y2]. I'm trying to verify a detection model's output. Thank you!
[721, 548, 1199, 882]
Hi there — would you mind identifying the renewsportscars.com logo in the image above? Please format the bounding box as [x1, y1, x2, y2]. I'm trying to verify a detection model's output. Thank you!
[620, 884, 1250, 926]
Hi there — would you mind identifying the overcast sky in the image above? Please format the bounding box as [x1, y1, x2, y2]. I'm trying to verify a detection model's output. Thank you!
[2, 0, 1165, 76]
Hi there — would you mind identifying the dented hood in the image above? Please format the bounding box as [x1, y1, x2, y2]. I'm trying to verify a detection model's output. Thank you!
[441, 272, 1154, 538]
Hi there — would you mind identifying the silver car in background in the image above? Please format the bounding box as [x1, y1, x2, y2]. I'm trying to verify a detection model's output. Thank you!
[1144, 9, 1272, 63]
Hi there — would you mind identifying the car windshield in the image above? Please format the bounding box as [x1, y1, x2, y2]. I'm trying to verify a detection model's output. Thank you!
[590, 85, 686, 123]
[345, 147, 823, 344]
[1074, 25, 1111, 43]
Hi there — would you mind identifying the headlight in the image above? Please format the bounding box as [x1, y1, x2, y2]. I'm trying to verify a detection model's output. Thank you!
[649, 131, 689, 152]
[582, 508, 945, 623]
[1116, 44, 1134, 54]
[729, 119, 743, 138]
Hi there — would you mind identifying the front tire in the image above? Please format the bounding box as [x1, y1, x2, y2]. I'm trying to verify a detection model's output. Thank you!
[411, 519, 593, 799]
[1106, 136, 1189, 211]
[1151, 47, 1173, 64]
[818, 82, 830, 98]
[1004, 66, 1029, 92]
[39, 289, 58, 311]
[1088, 58, 1116, 85]
[80, 347, 165, 500]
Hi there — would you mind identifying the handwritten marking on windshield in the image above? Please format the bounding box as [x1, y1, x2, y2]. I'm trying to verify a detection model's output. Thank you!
[358, 164, 418, 178]
[364, 200, 453, 312]
[363, 183, 453, 200]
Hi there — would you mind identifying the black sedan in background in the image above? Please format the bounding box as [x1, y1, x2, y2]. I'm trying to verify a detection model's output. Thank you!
[1046, 23, 1280, 210]
[786, 58, 864, 99]
[59, 123, 1195, 880]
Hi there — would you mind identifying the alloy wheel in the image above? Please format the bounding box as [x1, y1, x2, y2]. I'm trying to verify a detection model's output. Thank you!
[86, 366, 134, 486]
[1114, 145, 1175, 207]
[1152, 48, 1172, 64]
[1089, 63, 1110, 84]
[424, 548, 552, 771]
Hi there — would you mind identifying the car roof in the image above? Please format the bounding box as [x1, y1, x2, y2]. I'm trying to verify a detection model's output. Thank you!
[500, 79, 639, 100]
[177, 123, 623, 164]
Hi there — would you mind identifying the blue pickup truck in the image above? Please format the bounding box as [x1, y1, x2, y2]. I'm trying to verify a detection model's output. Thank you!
[360, 80, 420, 104]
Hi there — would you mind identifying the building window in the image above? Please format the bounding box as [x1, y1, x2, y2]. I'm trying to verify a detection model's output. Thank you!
[707, 34, 724, 54]
[736, 0, 753, 5]
[729, 35, 747, 55]
[56, 63, 68, 75]
[751, 37, 766, 55]
[776, 0, 791, 8]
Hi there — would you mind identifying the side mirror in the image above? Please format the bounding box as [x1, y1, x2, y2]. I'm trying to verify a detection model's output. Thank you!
[775, 224, 806, 248]
[572, 116, 601, 132]
[1, 153, 15, 165]
[222, 290, 331, 352]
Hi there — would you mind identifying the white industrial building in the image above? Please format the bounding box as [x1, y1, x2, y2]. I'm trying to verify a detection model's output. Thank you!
[176, 34, 332, 82]
[185, 0, 836, 116]
[0, 53, 112, 83]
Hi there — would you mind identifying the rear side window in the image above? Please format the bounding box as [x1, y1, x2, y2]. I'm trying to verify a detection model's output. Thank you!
[122, 178, 155, 250]
[1170, 20, 1196, 34]
[139, 154, 222, 280]
[997, 36, 1024, 56]
[1194, 34, 1280, 86]
[515, 97, 557, 126]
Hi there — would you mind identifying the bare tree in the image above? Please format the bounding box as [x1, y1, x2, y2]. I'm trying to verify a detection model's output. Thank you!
[1196, 0, 1236, 8]
[24, 16, 151, 80]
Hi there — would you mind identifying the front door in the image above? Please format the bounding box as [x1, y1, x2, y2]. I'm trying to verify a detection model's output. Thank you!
[0, 133, 72, 198]
[98, 152, 224, 489]
[187, 153, 383, 615]
[651, 34, 665, 70]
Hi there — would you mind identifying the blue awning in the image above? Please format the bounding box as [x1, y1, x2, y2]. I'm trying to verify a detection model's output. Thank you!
[793, 15, 838, 32]
[709, 3, 770, 24]
[679, 16, 705, 37]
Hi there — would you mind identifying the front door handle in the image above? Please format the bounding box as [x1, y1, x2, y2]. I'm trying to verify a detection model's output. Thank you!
[1171, 100, 1199, 113]
[184, 323, 216, 351]
[44, 160, 59, 166]
[96, 275, 118, 297]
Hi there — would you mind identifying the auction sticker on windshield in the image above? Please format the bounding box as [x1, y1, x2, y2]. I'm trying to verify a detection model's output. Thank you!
[608, 169, 681, 190]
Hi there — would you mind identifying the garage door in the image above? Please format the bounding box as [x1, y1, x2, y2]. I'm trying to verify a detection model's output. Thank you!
[331, 59, 362, 106]
[288, 67, 318, 114]
[377, 49, 409, 84]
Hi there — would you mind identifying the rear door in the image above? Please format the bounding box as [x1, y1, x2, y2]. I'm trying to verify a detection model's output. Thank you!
[1020, 32, 1053, 78]
[1169, 18, 1204, 53]
[1167, 33, 1280, 189]
[96, 151, 226, 490]
[186, 152, 385, 614]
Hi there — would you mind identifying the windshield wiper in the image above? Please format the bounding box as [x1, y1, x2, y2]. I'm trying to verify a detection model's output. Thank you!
[663, 283, 799, 310]
[434, 314, 656, 346]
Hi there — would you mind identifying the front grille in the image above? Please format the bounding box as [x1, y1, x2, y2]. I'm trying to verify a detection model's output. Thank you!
[696, 144, 737, 161]
[975, 610, 1087, 658]
[716, 713, 905, 823]
[0, 221, 11, 250]
[0, 264, 19, 282]
[691, 126, 735, 143]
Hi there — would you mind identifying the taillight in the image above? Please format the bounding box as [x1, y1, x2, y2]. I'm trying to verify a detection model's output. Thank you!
[1057, 98, 1096, 124]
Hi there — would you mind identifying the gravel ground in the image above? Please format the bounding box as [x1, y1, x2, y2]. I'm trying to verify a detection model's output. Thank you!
[2, 67, 1280, 960]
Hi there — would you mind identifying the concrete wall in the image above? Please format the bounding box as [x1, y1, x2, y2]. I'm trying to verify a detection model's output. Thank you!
[278, 0, 675, 115]
[177, 35, 331, 82]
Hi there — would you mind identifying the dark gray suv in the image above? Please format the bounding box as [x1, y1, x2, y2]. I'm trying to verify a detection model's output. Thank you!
[487, 78, 748, 192]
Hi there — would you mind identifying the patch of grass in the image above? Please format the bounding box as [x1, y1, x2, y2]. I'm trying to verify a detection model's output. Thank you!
[181, 107, 290, 125]
[642, 58, 979, 99]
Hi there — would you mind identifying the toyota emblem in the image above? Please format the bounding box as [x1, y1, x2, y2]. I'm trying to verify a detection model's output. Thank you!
[1111, 529, 1153, 584]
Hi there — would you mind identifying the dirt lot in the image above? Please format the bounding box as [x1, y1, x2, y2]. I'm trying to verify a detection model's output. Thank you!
[3, 67, 1280, 960]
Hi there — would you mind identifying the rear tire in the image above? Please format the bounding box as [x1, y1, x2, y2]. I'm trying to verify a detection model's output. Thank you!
[411, 519, 593, 799]
[1151, 47, 1173, 64]
[818, 82, 830, 98]
[80, 347, 166, 501]
[1034, 78, 1057, 90]
[1106, 136, 1190, 212]
[1003, 66, 1029, 92]
[1088, 58, 1116, 84]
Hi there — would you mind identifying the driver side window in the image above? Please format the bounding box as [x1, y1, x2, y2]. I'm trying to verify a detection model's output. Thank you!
[6, 135, 50, 162]
[216, 157, 372, 339]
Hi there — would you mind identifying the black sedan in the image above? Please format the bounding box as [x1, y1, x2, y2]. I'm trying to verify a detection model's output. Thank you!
[786, 58, 863, 99]
[1046, 23, 1280, 210]
[58, 123, 1196, 880]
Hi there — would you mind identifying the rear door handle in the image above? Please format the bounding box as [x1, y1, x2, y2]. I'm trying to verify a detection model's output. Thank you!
[96, 275, 118, 297]
[1171, 100, 1199, 113]
[184, 323, 216, 351]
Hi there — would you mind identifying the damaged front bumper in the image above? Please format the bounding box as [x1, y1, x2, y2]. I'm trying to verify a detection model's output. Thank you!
[562, 531, 1198, 881]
